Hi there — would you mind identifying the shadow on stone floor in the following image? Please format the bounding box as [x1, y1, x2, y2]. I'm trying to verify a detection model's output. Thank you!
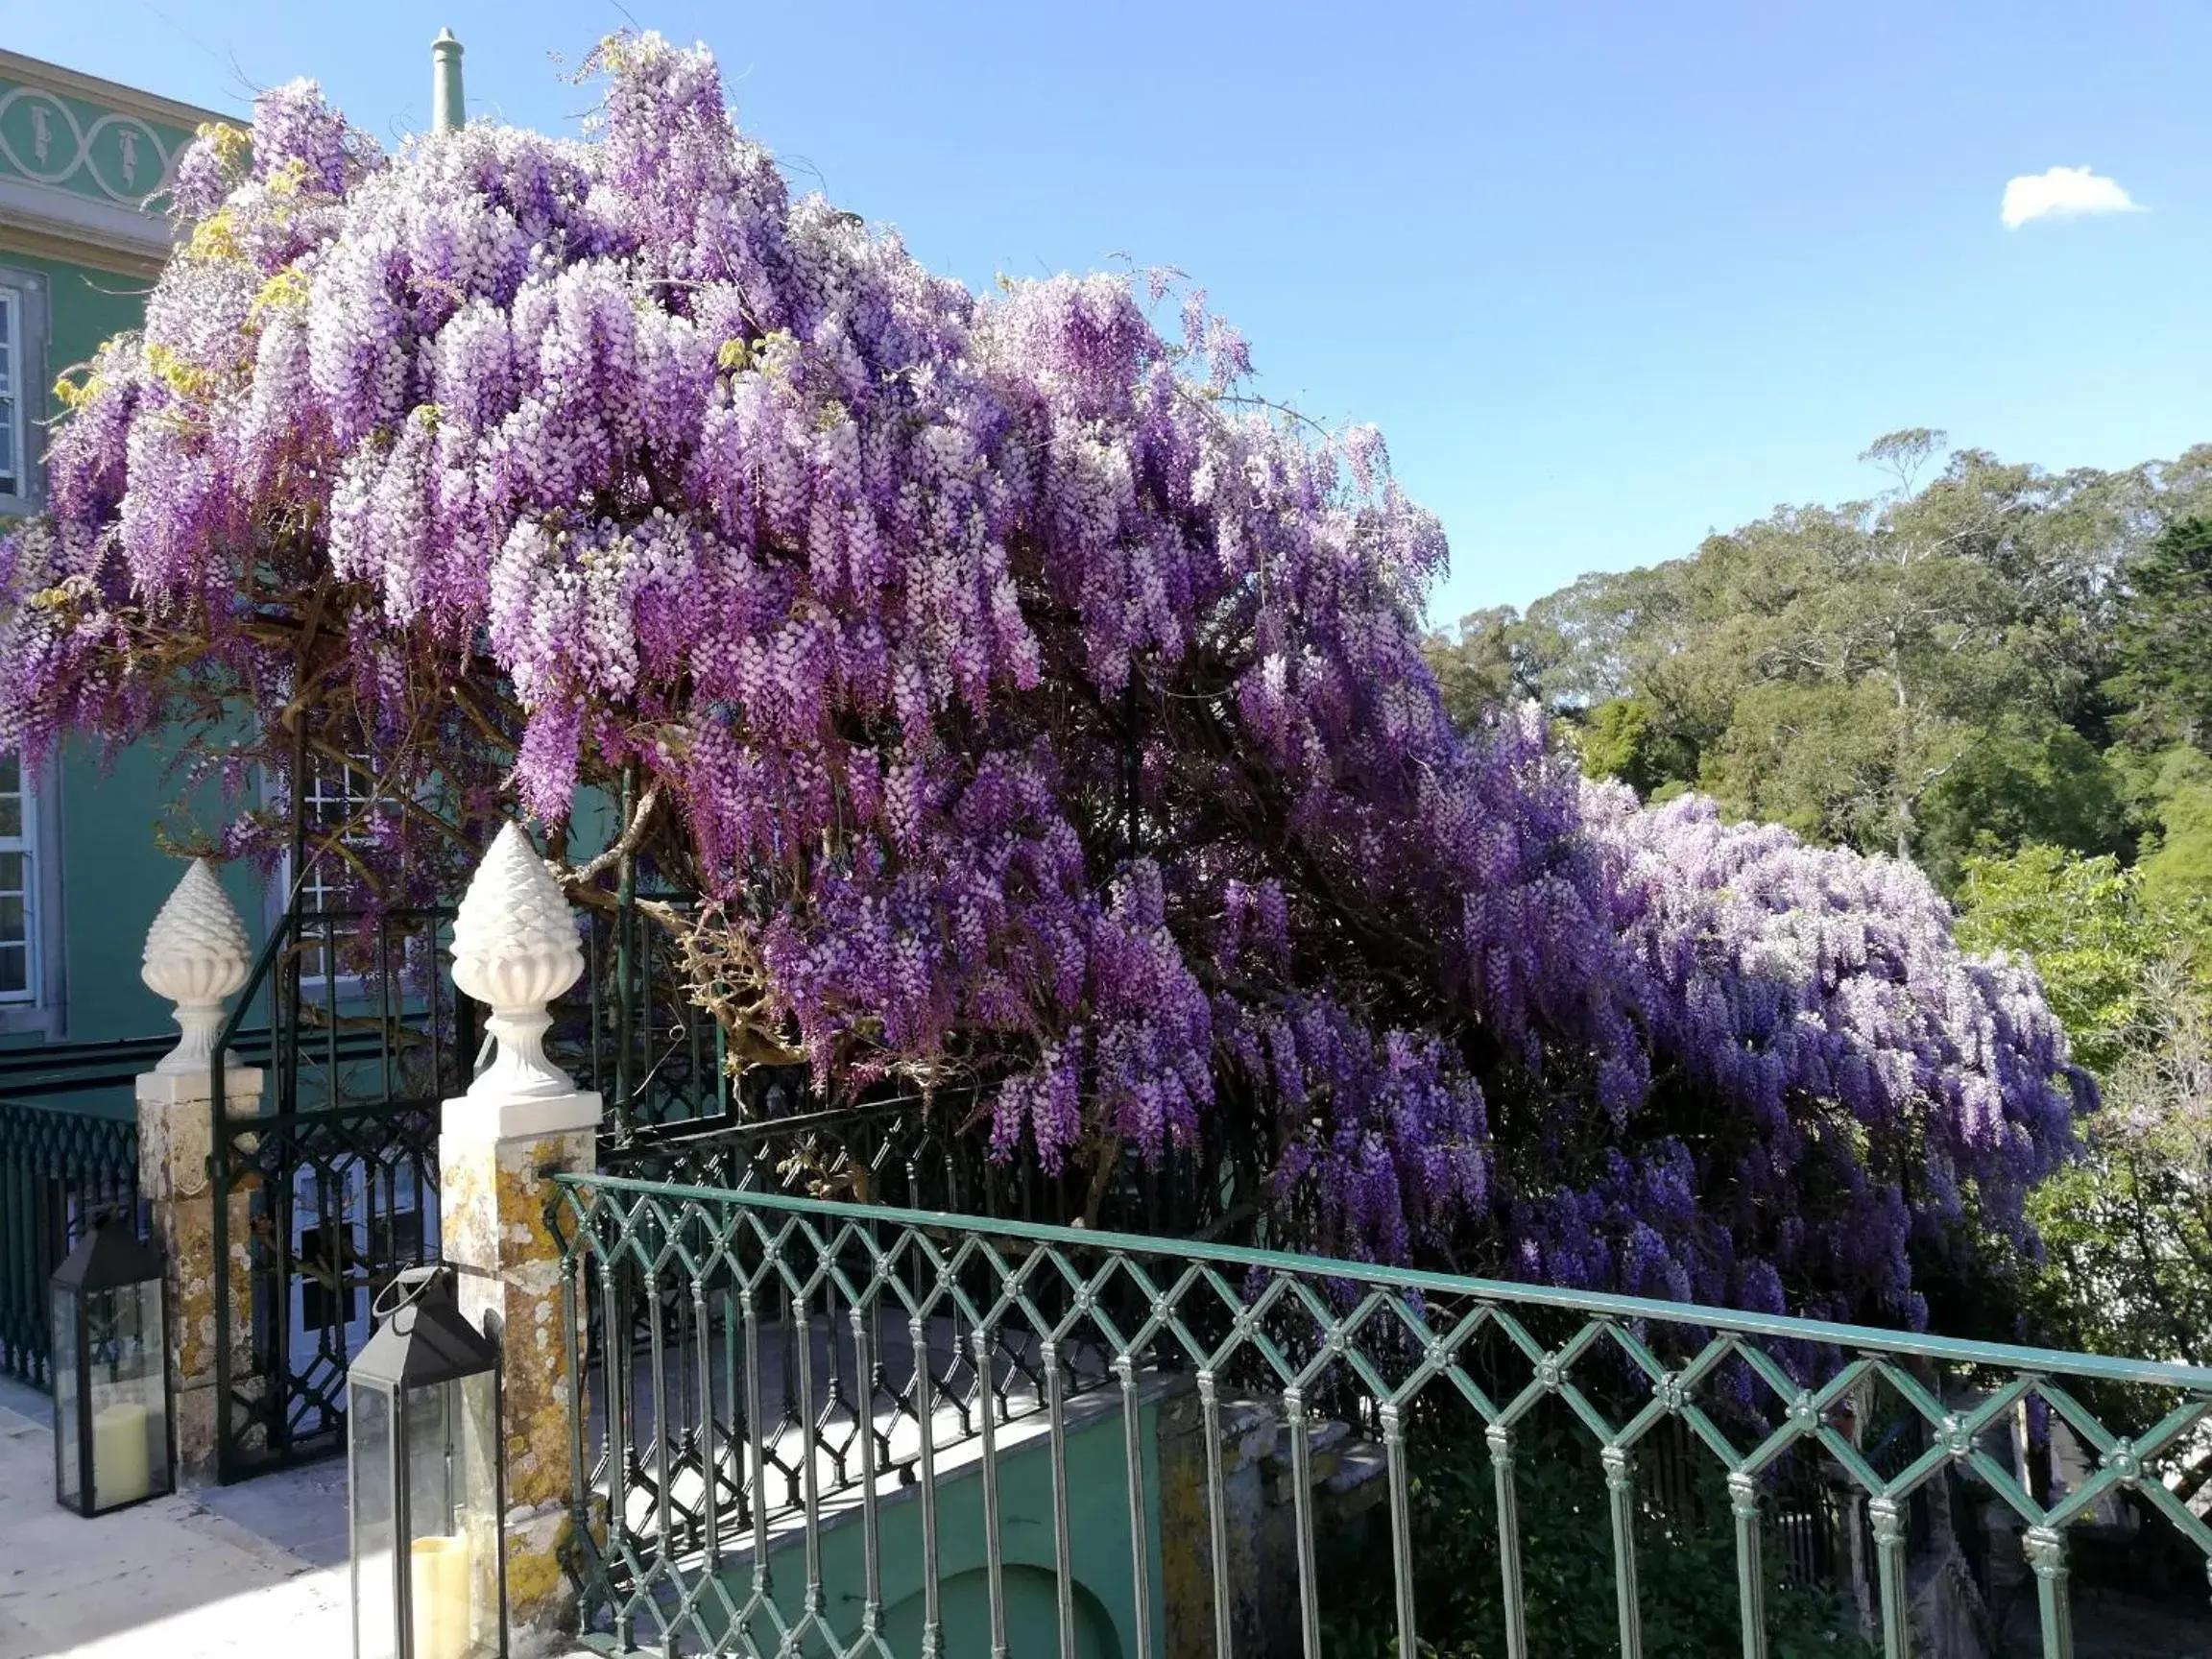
[0, 1376, 349, 1659]
[1995, 1587, 2212, 1659]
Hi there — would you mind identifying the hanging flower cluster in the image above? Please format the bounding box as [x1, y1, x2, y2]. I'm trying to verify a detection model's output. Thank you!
[0, 38, 2084, 1323]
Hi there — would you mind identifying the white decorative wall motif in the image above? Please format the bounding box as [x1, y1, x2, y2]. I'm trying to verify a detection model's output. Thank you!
[0, 85, 178, 204]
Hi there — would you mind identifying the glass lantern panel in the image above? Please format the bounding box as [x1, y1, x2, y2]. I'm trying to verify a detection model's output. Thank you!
[83, 1280, 168, 1508]
[402, 1373, 500, 1659]
[49, 1283, 80, 1507]
[350, 1382, 397, 1659]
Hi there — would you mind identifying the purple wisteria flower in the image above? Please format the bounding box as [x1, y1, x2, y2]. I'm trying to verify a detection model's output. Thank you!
[0, 37, 2086, 1325]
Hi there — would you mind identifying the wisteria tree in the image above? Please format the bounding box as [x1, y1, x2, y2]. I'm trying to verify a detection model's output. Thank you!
[0, 36, 2085, 1327]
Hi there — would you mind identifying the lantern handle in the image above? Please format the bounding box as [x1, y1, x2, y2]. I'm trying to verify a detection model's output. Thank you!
[372, 1262, 450, 1322]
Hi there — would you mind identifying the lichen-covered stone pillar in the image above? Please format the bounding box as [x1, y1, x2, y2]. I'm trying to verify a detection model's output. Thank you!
[441, 822, 600, 1653]
[135, 857, 258, 1485]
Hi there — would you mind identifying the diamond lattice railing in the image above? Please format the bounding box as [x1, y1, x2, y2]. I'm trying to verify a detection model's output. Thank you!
[553, 1171, 2212, 1659]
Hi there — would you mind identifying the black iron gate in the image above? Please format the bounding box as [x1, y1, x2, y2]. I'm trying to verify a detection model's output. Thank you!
[208, 901, 472, 1480]
[201, 867, 734, 1479]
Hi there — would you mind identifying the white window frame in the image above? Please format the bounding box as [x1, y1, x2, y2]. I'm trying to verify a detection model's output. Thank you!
[0, 748, 69, 1036]
[265, 753, 385, 996]
[0, 266, 50, 514]
[0, 269, 61, 1034]
[299, 755, 375, 909]
[0, 752, 39, 1009]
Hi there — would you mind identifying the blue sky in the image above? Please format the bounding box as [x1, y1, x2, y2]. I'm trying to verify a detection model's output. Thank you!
[11, 0, 2208, 622]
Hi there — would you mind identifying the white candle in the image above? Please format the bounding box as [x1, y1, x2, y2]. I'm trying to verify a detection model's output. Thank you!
[410, 1533, 472, 1659]
[91, 1402, 152, 1508]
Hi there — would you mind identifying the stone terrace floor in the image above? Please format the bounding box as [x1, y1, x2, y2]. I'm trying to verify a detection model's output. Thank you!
[0, 1376, 350, 1659]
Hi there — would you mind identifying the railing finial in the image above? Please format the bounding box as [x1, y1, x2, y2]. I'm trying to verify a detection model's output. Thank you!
[141, 858, 252, 1077]
[450, 821, 585, 1100]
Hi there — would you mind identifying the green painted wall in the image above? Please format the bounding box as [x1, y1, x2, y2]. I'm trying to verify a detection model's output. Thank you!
[0, 233, 266, 1045]
[686, 1393, 1170, 1659]
[3, 245, 143, 395]
[1, 60, 238, 1050]
[0, 242, 234, 1046]
[0, 68, 616, 1052]
[50, 733, 268, 1043]
[884, 1567, 1118, 1657]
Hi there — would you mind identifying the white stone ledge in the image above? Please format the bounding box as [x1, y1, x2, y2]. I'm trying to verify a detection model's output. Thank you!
[134, 1065, 263, 1110]
[441, 1086, 603, 1146]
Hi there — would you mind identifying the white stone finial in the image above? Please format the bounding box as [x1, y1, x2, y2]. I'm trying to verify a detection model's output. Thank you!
[142, 858, 252, 1077]
[450, 822, 586, 1101]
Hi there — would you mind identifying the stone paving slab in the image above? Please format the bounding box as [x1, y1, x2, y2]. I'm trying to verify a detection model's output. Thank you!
[191, 1451, 351, 1568]
[0, 1380, 596, 1659]
[0, 1379, 349, 1659]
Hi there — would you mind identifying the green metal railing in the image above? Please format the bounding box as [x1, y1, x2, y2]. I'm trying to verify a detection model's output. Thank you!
[555, 1171, 2212, 1659]
[600, 1089, 1119, 1226]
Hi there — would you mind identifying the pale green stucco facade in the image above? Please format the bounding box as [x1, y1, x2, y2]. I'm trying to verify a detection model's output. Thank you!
[0, 52, 260, 1046]
[685, 1389, 1171, 1659]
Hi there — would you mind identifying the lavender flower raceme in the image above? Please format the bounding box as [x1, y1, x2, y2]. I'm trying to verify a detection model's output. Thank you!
[0, 38, 2086, 1325]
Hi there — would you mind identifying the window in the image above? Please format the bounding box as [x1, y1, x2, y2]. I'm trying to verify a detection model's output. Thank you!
[0, 752, 36, 1002]
[301, 756, 376, 914]
[0, 286, 19, 503]
[0, 276, 58, 1030]
[0, 270, 47, 512]
[275, 754, 383, 983]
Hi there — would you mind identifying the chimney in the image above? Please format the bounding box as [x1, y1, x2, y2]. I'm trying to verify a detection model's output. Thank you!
[431, 29, 464, 134]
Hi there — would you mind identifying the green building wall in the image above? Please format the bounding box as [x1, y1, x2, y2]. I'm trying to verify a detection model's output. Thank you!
[1, 53, 249, 1047]
[50, 734, 270, 1043]
[3, 210, 268, 1046]
[3, 246, 141, 395]
[688, 1389, 1169, 1659]
[0, 54, 637, 1050]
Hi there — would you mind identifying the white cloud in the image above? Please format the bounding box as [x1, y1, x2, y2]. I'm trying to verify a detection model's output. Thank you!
[2001, 165, 2143, 229]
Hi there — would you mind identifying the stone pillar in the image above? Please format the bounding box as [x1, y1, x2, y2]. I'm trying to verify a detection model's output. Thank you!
[1156, 1385, 1390, 1659]
[440, 823, 599, 1653]
[135, 858, 259, 1485]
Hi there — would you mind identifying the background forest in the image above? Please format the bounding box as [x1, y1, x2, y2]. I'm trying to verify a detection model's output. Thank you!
[1429, 430, 2212, 1370]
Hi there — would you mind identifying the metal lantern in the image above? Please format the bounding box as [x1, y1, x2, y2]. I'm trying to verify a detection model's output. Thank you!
[49, 1218, 172, 1517]
[349, 1265, 508, 1659]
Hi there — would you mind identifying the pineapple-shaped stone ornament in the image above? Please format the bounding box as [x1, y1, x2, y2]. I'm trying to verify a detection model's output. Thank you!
[450, 821, 586, 1100]
[141, 858, 252, 1077]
